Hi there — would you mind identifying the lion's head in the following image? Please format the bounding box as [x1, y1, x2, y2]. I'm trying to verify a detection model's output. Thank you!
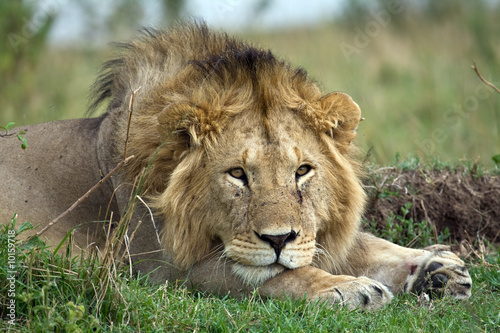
[92, 22, 366, 286]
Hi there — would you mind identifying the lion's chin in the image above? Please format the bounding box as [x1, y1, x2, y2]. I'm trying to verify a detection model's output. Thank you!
[232, 263, 287, 286]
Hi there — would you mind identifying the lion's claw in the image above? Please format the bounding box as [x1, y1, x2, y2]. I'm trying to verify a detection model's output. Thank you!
[406, 251, 472, 300]
[326, 277, 393, 310]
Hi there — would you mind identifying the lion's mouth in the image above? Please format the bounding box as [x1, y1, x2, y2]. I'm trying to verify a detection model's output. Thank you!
[224, 235, 316, 285]
[231, 262, 287, 286]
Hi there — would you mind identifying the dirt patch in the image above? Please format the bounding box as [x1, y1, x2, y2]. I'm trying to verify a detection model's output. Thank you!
[363, 167, 500, 244]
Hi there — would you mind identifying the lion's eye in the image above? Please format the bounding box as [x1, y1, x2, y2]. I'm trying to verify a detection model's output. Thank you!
[228, 168, 247, 182]
[296, 165, 312, 178]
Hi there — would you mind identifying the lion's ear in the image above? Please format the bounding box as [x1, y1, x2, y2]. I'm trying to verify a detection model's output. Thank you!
[318, 92, 362, 152]
[157, 102, 201, 148]
[158, 102, 187, 142]
[157, 102, 221, 148]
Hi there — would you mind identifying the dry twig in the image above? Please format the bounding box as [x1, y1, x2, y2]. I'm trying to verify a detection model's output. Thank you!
[36, 155, 135, 236]
[124, 85, 142, 159]
[472, 62, 500, 94]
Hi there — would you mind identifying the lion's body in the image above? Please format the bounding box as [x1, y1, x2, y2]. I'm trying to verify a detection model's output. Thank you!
[0, 118, 118, 249]
[0, 22, 471, 309]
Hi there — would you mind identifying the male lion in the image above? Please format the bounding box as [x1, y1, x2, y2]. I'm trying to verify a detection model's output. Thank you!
[0, 22, 471, 310]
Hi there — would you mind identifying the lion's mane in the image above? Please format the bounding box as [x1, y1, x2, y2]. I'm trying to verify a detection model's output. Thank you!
[90, 21, 365, 275]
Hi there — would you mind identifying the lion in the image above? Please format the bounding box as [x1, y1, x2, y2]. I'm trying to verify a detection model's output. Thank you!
[0, 22, 471, 310]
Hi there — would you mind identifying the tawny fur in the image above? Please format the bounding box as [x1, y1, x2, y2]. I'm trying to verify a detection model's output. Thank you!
[0, 21, 472, 310]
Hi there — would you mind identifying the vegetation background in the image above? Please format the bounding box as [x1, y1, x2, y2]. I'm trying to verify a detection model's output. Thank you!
[1, 0, 499, 331]
[1, 0, 499, 167]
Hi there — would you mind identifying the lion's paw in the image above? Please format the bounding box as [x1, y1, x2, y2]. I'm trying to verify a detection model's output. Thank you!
[406, 251, 472, 299]
[327, 277, 393, 311]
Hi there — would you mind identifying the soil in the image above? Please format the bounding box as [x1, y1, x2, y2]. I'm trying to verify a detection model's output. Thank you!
[363, 166, 500, 245]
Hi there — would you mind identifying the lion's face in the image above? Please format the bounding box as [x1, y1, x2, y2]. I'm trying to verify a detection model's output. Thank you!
[142, 46, 366, 286]
[151, 90, 358, 286]
[153, 89, 365, 286]
[207, 110, 330, 284]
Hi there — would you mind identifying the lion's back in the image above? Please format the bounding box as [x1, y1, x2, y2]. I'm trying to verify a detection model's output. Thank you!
[0, 118, 118, 246]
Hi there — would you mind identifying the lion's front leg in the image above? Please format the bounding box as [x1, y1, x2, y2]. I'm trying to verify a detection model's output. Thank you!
[355, 233, 472, 299]
[259, 266, 393, 310]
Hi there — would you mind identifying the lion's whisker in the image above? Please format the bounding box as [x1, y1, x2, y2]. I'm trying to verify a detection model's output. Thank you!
[314, 243, 338, 274]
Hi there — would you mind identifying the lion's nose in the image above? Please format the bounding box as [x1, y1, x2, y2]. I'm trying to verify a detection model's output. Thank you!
[256, 230, 298, 258]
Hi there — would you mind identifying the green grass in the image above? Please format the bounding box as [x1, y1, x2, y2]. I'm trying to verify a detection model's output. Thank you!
[365, 202, 451, 248]
[1, 215, 499, 332]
